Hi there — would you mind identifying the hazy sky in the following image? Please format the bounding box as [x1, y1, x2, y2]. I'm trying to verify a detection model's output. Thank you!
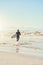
[0, 0, 43, 30]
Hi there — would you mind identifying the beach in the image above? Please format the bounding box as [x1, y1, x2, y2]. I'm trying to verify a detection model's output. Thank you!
[0, 31, 43, 65]
[0, 51, 43, 65]
[0, 0, 43, 64]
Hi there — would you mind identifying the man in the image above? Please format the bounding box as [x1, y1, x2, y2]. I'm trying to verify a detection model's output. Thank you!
[16, 29, 21, 41]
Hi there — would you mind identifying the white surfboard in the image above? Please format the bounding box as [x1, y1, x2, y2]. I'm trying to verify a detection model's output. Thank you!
[11, 34, 16, 38]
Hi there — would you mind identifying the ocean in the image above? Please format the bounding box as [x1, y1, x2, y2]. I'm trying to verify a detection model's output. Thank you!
[0, 30, 43, 57]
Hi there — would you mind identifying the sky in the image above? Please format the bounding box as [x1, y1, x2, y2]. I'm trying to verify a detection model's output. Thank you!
[0, 0, 43, 31]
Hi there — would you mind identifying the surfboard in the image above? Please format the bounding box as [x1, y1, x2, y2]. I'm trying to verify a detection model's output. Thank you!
[11, 34, 16, 38]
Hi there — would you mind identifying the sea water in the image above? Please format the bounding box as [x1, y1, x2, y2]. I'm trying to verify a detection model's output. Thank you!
[0, 31, 43, 57]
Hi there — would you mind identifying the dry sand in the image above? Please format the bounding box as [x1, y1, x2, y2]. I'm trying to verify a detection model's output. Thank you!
[0, 52, 43, 65]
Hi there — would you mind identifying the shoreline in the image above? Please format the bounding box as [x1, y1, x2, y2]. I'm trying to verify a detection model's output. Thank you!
[0, 43, 43, 58]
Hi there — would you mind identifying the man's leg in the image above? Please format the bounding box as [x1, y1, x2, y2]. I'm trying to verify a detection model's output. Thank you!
[17, 37, 19, 41]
